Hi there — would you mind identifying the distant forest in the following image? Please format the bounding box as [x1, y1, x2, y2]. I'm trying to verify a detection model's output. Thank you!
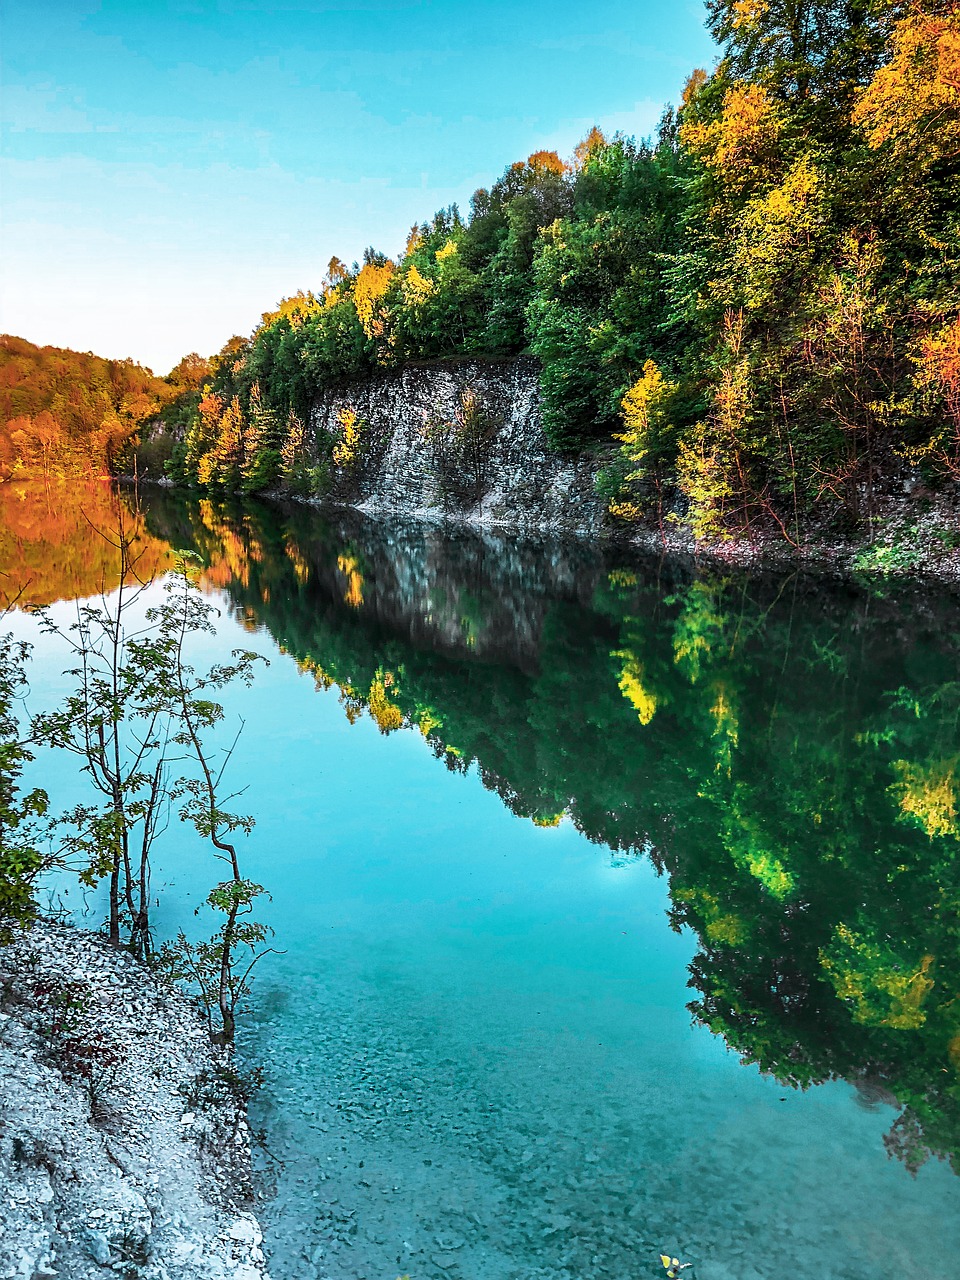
[0, 335, 208, 481]
[4, 2, 959, 544]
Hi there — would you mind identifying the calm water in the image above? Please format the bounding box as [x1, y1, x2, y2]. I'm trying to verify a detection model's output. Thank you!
[5, 483, 960, 1280]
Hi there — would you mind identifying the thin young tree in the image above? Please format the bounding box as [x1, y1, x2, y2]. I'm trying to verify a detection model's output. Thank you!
[0, 603, 52, 940]
[32, 508, 175, 953]
[151, 560, 274, 1045]
[33, 508, 269, 988]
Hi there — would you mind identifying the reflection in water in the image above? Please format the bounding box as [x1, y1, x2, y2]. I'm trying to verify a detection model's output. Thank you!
[0, 478, 172, 608]
[140, 489, 960, 1180]
[6, 484, 960, 1278]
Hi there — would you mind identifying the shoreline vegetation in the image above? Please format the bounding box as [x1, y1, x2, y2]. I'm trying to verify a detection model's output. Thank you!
[0, 511, 273, 1274]
[2, 2, 959, 1270]
[3, 2, 960, 572]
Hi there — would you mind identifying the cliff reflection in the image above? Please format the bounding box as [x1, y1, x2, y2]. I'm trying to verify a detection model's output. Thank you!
[143, 492, 960, 1173]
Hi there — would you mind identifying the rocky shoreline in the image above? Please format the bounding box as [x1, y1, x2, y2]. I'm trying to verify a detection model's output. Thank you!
[303, 359, 960, 589]
[280, 485, 960, 593]
[134, 354, 960, 590]
[0, 921, 270, 1280]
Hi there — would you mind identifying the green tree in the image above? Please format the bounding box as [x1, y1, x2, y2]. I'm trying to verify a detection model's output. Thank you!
[0, 627, 49, 938]
[33, 513, 264, 962]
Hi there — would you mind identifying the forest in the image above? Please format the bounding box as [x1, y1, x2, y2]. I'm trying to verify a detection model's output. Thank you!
[155, 0, 960, 546]
[1, 1, 958, 549]
[0, 335, 207, 481]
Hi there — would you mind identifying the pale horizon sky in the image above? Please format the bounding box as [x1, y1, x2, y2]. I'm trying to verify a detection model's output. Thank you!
[0, 1, 716, 376]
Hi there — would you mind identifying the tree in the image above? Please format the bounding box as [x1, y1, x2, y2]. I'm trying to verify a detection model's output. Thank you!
[8, 411, 67, 479]
[33, 510, 264, 964]
[605, 359, 680, 529]
[241, 382, 284, 494]
[155, 564, 271, 1045]
[853, 5, 960, 170]
[0, 624, 50, 939]
[33, 517, 173, 953]
[353, 258, 396, 350]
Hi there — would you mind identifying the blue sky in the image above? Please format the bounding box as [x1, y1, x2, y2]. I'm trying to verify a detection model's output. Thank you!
[1, 0, 716, 374]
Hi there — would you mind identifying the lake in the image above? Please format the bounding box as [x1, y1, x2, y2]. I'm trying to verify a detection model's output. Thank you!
[4, 479, 960, 1280]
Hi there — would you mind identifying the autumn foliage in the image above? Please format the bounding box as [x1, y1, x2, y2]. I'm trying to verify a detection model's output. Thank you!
[10, 2, 960, 549]
[157, 1, 958, 546]
[0, 478, 174, 609]
[0, 336, 211, 484]
[0, 336, 167, 479]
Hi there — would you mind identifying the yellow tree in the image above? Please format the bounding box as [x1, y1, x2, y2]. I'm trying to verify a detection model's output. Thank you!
[353, 260, 395, 343]
[677, 312, 757, 541]
[521, 149, 568, 177]
[802, 233, 891, 533]
[197, 395, 245, 488]
[608, 360, 679, 529]
[681, 81, 786, 190]
[324, 256, 350, 291]
[332, 406, 364, 471]
[854, 6, 960, 168]
[280, 409, 307, 480]
[912, 316, 960, 478]
[8, 411, 67, 479]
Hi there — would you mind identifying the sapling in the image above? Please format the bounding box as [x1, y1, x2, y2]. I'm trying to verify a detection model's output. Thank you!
[20, 503, 273, 1045]
[32, 508, 178, 953]
[157, 558, 276, 1045]
[0, 620, 50, 939]
[32, 509, 270, 992]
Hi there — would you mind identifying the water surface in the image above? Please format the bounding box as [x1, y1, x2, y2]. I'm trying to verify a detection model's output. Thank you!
[5, 483, 960, 1280]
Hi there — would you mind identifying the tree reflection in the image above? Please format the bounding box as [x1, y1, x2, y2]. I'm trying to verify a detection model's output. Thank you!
[23, 486, 960, 1176]
[0, 480, 173, 608]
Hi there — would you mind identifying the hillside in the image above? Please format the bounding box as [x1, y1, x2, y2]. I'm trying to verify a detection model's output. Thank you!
[0, 336, 207, 480]
[159, 0, 960, 551]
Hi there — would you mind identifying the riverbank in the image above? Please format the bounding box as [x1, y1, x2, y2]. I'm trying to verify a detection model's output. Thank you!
[0, 921, 269, 1280]
[141, 351, 960, 589]
[278, 484, 960, 592]
[120, 460, 960, 591]
[303, 357, 960, 583]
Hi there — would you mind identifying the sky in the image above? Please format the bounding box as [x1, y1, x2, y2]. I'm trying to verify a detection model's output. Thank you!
[0, 0, 716, 375]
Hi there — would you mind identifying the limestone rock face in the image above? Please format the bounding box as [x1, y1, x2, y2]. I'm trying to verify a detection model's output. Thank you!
[0, 923, 269, 1280]
[310, 357, 608, 537]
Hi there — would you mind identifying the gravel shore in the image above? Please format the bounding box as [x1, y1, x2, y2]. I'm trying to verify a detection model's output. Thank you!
[0, 921, 270, 1280]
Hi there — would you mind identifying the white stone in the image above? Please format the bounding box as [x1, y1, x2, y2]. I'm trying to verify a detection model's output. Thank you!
[228, 1216, 262, 1246]
[0, 923, 269, 1280]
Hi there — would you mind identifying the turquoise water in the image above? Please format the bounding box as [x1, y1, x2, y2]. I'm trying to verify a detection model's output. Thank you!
[6, 491, 960, 1280]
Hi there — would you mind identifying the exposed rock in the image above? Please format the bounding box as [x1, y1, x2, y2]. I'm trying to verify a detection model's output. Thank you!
[0, 921, 269, 1280]
[304, 355, 960, 584]
[310, 357, 608, 538]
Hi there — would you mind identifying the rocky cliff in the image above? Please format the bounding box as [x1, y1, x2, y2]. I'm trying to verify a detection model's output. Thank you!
[303, 357, 960, 581]
[138, 353, 960, 581]
[310, 357, 609, 537]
